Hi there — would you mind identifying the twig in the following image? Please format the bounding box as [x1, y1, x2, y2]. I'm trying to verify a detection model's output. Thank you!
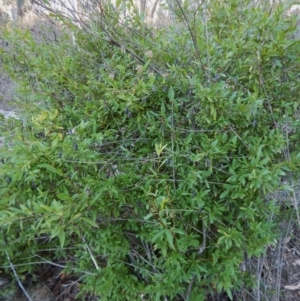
[174, 0, 206, 77]
[4, 250, 33, 301]
[185, 221, 206, 300]
[34, 254, 95, 275]
[0, 228, 33, 301]
[198, 221, 207, 256]
[203, 1, 211, 82]
[185, 274, 196, 301]
[171, 88, 176, 190]
[81, 236, 100, 271]
[291, 180, 300, 230]
[228, 124, 250, 150]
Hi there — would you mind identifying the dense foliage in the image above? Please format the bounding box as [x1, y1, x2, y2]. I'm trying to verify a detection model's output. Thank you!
[1, 1, 300, 300]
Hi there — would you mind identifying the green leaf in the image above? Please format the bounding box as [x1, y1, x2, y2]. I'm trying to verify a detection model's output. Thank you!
[151, 229, 164, 243]
[80, 217, 99, 228]
[57, 193, 71, 201]
[161, 101, 166, 117]
[144, 60, 151, 69]
[37, 164, 63, 176]
[168, 86, 174, 101]
[39, 204, 52, 212]
[155, 143, 168, 157]
[58, 229, 66, 248]
[222, 132, 228, 143]
[226, 288, 233, 300]
[220, 190, 229, 199]
[165, 229, 175, 249]
[144, 212, 153, 220]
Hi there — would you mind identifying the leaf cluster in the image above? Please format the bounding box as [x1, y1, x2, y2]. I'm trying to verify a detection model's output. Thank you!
[0, 1, 300, 300]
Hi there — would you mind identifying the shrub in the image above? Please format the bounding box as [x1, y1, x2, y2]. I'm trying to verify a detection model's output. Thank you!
[0, 1, 300, 300]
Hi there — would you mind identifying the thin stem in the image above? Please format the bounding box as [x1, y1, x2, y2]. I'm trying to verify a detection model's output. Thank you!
[81, 236, 100, 271]
[186, 221, 206, 300]
[174, 0, 206, 77]
[2, 228, 33, 301]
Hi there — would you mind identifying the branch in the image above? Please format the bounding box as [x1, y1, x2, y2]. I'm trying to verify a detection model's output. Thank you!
[185, 220, 206, 300]
[81, 236, 100, 271]
[5, 250, 33, 301]
[174, 0, 206, 77]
